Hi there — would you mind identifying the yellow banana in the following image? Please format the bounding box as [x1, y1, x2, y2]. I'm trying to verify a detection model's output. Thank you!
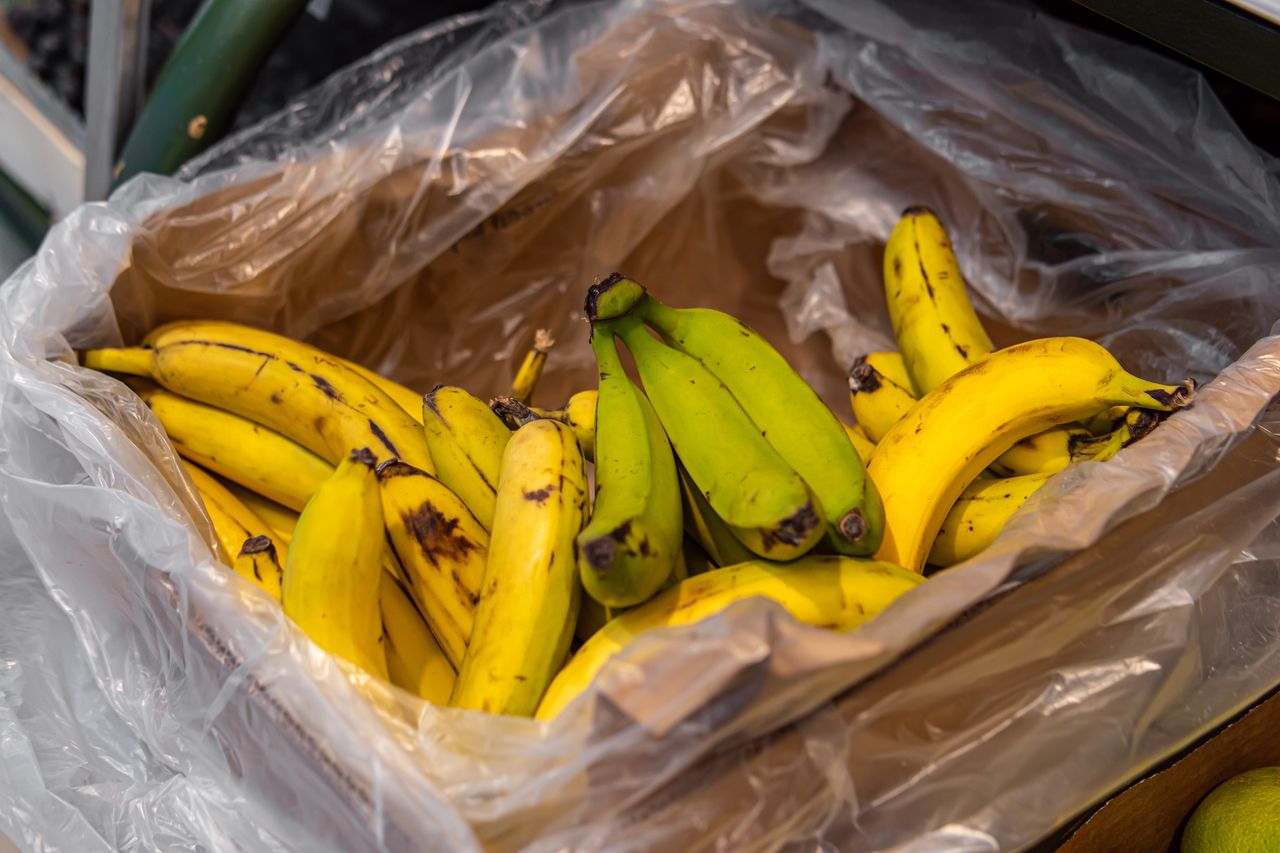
[536, 556, 923, 720]
[451, 420, 588, 716]
[848, 352, 918, 442]
[231, 487, 455, 699]
[531, 390, 597, 462]
[284, 448, 387, 679]
[677, 463, 758, 568]
[182, 460, 286, 599]
[376, 460, 489, 669]
[421, 385, 511, 531]
[927, 473, 1052, 568]
[84, 319, 434, 472]
[883, 207, 994, 395]
[988, 416, 1138, 477]
[381, 574, 456, 704]
[510, 329, 555, 403]
[136, 385, 333, 510]
[868, 337, 1192, 572]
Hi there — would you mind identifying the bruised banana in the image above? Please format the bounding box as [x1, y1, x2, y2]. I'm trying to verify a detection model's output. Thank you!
[510, 329, 555, 403]
[182, 460, 285, 599]
[604, 312, 824, 561]
[284, 449, 387, 679]
[928, 473, 1052, 568]
[623, 282, 882, 555]
[451, 420, 588, 716]
[234, 487, 455, 701]
[84, 320, 434, 472]
[531, 390, 598, 462]
[137, 384, 332, 510]
[377, 459, 489, 669]
[883, 206, 994, 395]
[848, 352, 918, 443]
[577, 328, 682, 608]
[536, 556, 923, 720]
[868, 337, 1193, 572]
[422, 385, 511, 530]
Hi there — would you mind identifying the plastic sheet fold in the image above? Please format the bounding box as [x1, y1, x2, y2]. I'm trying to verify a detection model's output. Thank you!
[1, 0, 1279, 849]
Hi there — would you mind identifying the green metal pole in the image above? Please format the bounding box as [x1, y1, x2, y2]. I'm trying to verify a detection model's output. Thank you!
[112, 0, 307, 188]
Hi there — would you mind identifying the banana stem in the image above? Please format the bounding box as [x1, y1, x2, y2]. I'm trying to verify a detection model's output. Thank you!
[81, 347, 154, 377]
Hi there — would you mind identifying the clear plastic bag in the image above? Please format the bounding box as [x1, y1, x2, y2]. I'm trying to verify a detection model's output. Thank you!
[2, 0, 1279, 850]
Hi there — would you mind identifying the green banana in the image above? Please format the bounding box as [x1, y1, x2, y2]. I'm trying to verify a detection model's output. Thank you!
[576, 328, 682, 608]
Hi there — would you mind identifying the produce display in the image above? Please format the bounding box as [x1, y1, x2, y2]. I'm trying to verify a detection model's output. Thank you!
[79, 206, 1194, 717]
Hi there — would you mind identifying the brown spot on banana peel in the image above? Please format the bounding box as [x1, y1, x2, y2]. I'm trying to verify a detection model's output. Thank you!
[366, 420, 400, 459]
[763, 502, 821, 549]
[583, 536, 617, 571]
[310, 374, 343, 402]
[401, 502, 480, 567]
[349, 447, 377, 468]
[522, 485, 555, 503]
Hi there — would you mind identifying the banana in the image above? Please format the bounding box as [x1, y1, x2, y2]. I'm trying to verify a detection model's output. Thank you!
[577, 329, 681, 607]
[627, 284, 882, 555]
[927, 473, 1052, 568]
[337, 358, 424, 425]
[284, 448, 387, 679]
[229, 487, 456, 700]
[136, 385, 333, 510]
[376, 460, 489, 669]
[451, 420, 588, 716]
[989, 419, 1134, 477]
[85, 319, 434, 472]
[677, 463, 757, 568]
[574, 542, 692, 643]
[182, 460, 286, 598]
[602, 311, 824, 561]
[510, 329, 555, 403]
[531, 390, 598, 462]
[421, 385, 511, 531]
[381, 573, 457, 704]
[848, 352, 918, 443]
[536, 556, 923, 720]
[883, 206, 994, 395]
[868, 337, 1193, 572]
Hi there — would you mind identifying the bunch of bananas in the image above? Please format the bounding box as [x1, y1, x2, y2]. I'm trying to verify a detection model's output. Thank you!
[79, 205, 1191, 720]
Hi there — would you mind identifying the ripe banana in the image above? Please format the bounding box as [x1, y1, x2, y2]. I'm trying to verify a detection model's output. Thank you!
[883, 206, 994, 395]
[136, 384, 333, 510]
[630, 285, 882, 555]
[231, 486, 456, 700]
[531, 390, 598, 462]
[422, 385, 511, 531]
[284, 448, 387, 679]
[381, 573, 457, 704]
[604, 312, 823, 561]
[988, 417, 1138, 477]
[182, 460, 286, 598]
[536, 556, 923, 720]
[577, 328, 682, 607]
[510, 329, 555, 403]
[868, 337, 1192, 572]
[85, 319, 434, 472]
[848, 352, 918, 442]
[377, 459, 489, 669]
[927, 473, 1052, 568]
[451, 420, 588, 716]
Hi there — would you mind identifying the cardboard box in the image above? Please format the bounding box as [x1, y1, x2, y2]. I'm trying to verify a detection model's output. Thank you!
[1056, 688, 1280, 852]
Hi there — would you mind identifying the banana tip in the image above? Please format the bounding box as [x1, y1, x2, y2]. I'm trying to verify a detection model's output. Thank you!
[582, 536, 617, 570]
[491, 395, 538, 429]
[838, 509, 867, 544]
[238, 535, 276, 557]
[847, 358, 879, 393]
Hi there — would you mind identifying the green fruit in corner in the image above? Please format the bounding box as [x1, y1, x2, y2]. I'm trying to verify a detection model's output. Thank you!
[1181, 767, 1280, 853]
